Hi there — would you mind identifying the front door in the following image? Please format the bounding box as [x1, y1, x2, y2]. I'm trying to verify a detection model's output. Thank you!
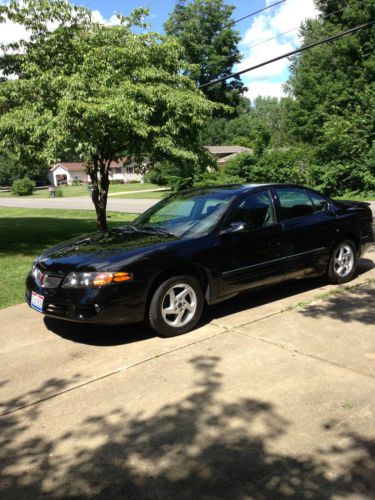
[215, 190, 287, 298]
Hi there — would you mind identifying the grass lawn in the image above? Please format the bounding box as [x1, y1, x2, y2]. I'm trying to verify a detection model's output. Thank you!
[114, 190, 170, 199]
[0, 208, 136, 309]
[0, 182, 163, 198]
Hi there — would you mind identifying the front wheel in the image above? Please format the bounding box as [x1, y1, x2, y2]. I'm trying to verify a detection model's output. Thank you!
[148, 275, 204, 337]
[327, 240, 357, 284]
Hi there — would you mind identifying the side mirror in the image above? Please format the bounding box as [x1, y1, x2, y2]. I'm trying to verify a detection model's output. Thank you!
[220, 221, 249, 236]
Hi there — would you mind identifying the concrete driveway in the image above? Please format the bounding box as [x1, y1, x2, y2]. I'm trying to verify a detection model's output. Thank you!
[1, 248, 375, 499]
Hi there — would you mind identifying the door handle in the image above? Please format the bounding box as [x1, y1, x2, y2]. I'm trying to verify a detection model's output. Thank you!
[269, 238, 282, 248]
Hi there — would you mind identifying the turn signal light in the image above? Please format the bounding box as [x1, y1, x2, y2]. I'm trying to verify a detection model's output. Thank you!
[112, 272, 132, 283]
[92, 272, 133, 286]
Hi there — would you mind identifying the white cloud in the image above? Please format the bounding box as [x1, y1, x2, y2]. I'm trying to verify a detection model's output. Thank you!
[0, 6, 120, 48]
[245, 81, 286, 101]
[0, 16, 29, 46]
[239, 0, 319, 101]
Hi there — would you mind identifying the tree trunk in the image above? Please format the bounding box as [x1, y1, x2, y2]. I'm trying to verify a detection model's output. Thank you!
[89, 158, 110, 233]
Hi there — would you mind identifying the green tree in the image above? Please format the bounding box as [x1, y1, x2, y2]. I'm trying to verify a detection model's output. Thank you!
[164, 0, 246, 108]
[0, 0, 216, 231]
[285, 0, 375, 194]
[201, 97, 293, 152]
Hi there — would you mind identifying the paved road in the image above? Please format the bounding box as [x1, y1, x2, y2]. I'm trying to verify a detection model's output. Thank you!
[0, 196, 158, 213]
[1, 248, 375, 499]
[0, 196, 374, 217]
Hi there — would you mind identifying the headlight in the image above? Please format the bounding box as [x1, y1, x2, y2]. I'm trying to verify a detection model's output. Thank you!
[62, 272, 132, 288]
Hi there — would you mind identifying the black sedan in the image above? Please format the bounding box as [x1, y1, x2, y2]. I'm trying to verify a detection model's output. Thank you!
[26, 184, 374, 336]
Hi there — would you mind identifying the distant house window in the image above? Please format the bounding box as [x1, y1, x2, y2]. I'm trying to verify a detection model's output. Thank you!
[113, 167, 121, 174]
[125, 166, 134, 174]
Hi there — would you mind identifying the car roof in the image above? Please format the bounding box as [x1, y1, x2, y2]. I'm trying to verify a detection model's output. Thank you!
[180, 183, 310, 196]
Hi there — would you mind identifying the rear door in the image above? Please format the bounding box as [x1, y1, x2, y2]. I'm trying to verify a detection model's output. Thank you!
[215, 189, 287, 297]
[274, 187, 337, 278]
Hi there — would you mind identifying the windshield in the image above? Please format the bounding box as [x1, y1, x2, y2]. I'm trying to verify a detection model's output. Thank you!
[133, 189, 236, 238]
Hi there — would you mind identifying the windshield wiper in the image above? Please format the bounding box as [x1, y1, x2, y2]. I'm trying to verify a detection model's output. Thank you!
[115, 224, 141, 233]
[138, 225, 176, 237]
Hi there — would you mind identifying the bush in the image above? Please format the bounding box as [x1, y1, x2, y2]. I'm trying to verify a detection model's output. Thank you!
[11, 177, 35, 196]
[55, 187, 64, 197]
[223, 148, 316, 186]
[144, 167, 169, 186]
[109, 179, 125, 184]
[71, 179, 83, 186]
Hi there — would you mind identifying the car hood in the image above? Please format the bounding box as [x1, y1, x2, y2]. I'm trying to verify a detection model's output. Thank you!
[36, 227, 180, 272]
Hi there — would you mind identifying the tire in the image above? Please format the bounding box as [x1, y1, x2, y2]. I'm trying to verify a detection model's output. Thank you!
[327, 239, 358, 284]
[148, 275, 204, 337]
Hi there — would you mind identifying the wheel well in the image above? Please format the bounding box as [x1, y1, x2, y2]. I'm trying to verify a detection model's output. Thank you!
[333, 233, 361, 254]
[146, 264, 209, 311]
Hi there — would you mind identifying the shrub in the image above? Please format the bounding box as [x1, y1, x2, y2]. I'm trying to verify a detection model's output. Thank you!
[71, 179, 83, 186]
[145, 166, 169, 186]
[223, 148, 315, 186]
[55, 187, 63, 197]
[109, 179, 125, 184]
[11, 177, 35, 196]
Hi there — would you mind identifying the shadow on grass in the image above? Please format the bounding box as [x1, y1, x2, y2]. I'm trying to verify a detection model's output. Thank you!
[0, 213, 134, 256]
[0, 217, 122, 257]
[1, 356, 374, 499]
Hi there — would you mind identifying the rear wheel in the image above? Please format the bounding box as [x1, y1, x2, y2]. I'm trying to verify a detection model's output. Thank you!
[327, 240, 357, 284]
[148, 275, 204, 337]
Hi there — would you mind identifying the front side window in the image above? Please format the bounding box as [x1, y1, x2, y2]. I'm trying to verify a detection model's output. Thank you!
[225, 191, 276, 229]
[276, 188, 315, 221]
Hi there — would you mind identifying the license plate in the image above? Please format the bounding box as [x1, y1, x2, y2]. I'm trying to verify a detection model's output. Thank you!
[31, 291, 44, 312]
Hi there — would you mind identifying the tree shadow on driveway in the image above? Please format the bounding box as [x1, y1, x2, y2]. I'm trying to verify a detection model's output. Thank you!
[299, 285, 375, 325]
[1, 356, 374, 499]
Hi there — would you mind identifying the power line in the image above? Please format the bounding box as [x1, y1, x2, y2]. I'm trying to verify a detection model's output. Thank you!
[224, 0, 286, 29]
[246, 0, 368, 51]
[201, 0, 368, 76]
[199, 20, 375, 89]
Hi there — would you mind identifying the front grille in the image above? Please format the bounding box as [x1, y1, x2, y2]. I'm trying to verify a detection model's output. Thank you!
[43, 275, 63, 288]
[34, 265, 64, 289]
[45, 303, 70, 317]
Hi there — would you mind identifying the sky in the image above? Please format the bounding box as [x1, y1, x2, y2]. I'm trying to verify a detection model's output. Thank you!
[0, 0, 319, 101]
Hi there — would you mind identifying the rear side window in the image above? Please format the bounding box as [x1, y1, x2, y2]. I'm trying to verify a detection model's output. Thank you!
[276, 188, 315, 220]
[309, 191, 330, 212]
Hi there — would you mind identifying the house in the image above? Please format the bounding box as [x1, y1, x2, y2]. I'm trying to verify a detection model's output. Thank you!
[205, 145, 252, 166]
[49, 159, 143, 186]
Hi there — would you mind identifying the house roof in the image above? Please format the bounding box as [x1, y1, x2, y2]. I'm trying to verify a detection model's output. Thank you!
[205, 145, 252, 155]
[50, 159, 128, 172]
[217, 153, 241, 164]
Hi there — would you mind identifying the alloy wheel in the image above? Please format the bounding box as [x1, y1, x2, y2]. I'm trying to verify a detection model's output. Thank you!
[333, 243, 354, 278]
[161, 283, 197, 328]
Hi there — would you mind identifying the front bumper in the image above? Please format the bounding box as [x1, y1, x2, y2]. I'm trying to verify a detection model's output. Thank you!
[25, 272, 146, 325]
